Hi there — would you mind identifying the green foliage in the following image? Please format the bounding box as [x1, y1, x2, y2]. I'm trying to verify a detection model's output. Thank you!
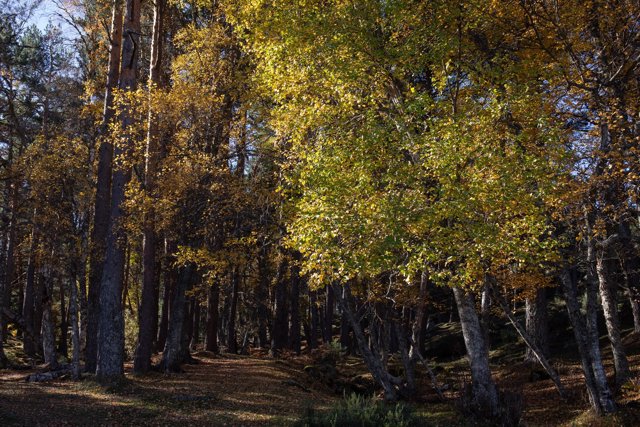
[231, 0, 569, 294]
[296, 394, 420, 427]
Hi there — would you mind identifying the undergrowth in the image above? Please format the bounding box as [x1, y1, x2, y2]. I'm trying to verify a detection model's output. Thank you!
[295, 393, 420, 427]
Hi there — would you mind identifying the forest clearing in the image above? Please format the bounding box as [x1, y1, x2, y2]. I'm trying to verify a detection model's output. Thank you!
[2, 0, 640, 425]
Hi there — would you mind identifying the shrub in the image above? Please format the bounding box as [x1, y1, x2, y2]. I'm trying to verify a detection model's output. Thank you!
[296, 393, 420, 427]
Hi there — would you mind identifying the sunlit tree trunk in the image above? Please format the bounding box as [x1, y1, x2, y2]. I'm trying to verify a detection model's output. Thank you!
[596, 251, 630, 385]
[452, 287, 499, 416]
[561, 267, 616, 415]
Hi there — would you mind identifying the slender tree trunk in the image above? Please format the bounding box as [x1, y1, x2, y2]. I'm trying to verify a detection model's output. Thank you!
[452, 287, 498, 416]
[410, 272, 428, 360]
[205, 282, 219, 353]
[161, 264, 194, 372]
[134, 0, 164, 375]
[340, 303, 351, 354]
[97, 0, 141, 383]
[0, 263, 6, 367]
[156, 240, 176, 351]
[596, 251, 630, 385]
[41, 273, 58, 370]
[34, 273, 44, 357]
[86, 0, 123, 373]
[494, 286, 565, 397]
[256, 249, 269, 348]
[190, 299, 201, 350]
[524, 287, 550, 363]
[289, 257, 301, 354]
[2, 182, 18, 341]
[228, 268, 240, 354]
[70, 274, 81, 380]
[78, 233, 88, 354]
[22, 227, 38, 358]
[308, 289, 319, 350]
[323, 285, 334, 342]
[561, 267, 616, 415]
[271, 260, 288, 353]
[58, 279, 68, 359]
[333, 284, 399, 400]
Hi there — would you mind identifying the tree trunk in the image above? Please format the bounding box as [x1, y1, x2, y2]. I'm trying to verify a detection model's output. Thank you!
[596, 251, 630, 386]
[452, 287, 499, 417]
[41, 273, 58, 370]
[58, 279, 68, 359]
[228, 268, 240, 354]
[289, 257, 301, 354]
[524, 287, 550, 363]
[0, 262, 6, 367]
[134, 0, 164, 375]
[22, 228, 38, 358]
[161, 264, 194, 372]
[323, 285, 334, 342]
[271, 260, 288, 354]
[86, 0, 123, 373]
[156, 239, 176, 351]
[333, 284, 399, 400]
[205, 283, 219, 353]
[410, 272, 428, 360]
[96, 0, 141, 383]
[190, 299, 201, 351]
[308, 289, 319, 350]
[70, 275, 81, 380]
[494, 286, 565, 397]
[256, 248, 269, 348]
[561, 267, 616, 415]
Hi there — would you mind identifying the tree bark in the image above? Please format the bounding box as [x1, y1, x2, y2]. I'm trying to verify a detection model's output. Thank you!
[560, 267, 616, 415]
[289, 257, 301, 354]
[134, 0, 164, 375]
[494, 286, 565, 397]
[86, 0, 123, 373]
[410, 272, 428, 360]
[452, 287, 499, 417]
[205, 282, 219, 353]
[161, 264, 194, 372]
[271, 260, 288, 353]
[96, 0, 141, 383]
[58, 279, 68, 359]
[190, 298, 201, 351]
[524, 287, 550, 363]
[70, 274, 81, 380]
[323, 285, 334, 342]
[228, 268, 240, 354]
[308, 289, 319, 350]
[596, 251, 630, 386]
[156, 239, 176, 351]
[332, 284, 399, 400]
[22, 227, 38, 358]
[256, 248, 269, 348]
[41, 273, 58, 370]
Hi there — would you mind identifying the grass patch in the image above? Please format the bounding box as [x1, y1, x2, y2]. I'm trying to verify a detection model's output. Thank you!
[295, 393, 421, 427]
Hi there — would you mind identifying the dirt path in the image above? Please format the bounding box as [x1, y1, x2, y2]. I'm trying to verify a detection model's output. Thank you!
[0, 353, 336, 426]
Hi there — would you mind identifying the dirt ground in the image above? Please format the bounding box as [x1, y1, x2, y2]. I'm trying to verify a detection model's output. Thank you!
[2, 337, 640, 426]
[0, 352, 337, 426]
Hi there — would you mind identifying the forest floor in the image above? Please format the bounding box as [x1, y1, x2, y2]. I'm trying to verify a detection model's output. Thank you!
[1, 333, 640, 425]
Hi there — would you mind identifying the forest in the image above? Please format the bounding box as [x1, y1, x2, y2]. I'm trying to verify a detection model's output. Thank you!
[1, 0, 640, 425]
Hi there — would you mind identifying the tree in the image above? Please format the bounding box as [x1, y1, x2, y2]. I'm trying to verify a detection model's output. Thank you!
[96, 0, 141, 383]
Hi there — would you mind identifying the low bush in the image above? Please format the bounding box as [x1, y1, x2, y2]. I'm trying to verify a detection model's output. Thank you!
[296, 393, 420, 427]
